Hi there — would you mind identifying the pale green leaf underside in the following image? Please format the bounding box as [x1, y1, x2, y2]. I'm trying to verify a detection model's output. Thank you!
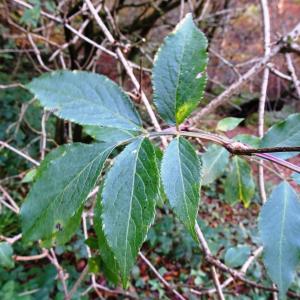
[84, 125, 138, 144]
[260, 113, 300, 159]
[161, 137, 201, 239]
[27, 71, 142, 131]
[0, 242, 14, 269]
[21, 142, 115, 244]
[259, 182, 300, 298]
[233, 134, 260, 148]
[216, 117, 244, 131]
[201, 144, 229, 186]
[224, 245, 251, 268]
[152, 13, 208, 125]
[225, 157, 255, 207]
[102, 138, 159, 286]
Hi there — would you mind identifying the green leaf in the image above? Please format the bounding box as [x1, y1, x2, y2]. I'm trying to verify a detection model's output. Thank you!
[259, 182, 300, 298]
[201, 144, 229, 186]
[0, 242, 14, 269]
[152, 13, 208, 125]
[84, 125, 138, 144]
[27, 71, 142, 131]
[102, 138, 159, 286]
[225, 157, 255, 207]
[154, 146, 167, 207]
[260, 113, 300, 159]
[21, 142, 115, 244]
[216, 117, 244, 131]
[161, 137, 201, 239]
[224, 245, 251, 268]
[21, 168, 37, 183]
[94, 192, 119, 285]
[233, 134, 260, 148]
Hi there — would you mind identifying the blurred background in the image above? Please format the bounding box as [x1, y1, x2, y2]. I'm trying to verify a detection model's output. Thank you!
[1, 1, 300, 299]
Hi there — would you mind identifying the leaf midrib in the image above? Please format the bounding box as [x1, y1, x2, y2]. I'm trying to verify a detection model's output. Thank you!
[278, 183, 288, 292]
[123, 139, 143, 279]
[176, 138, 194, 232]
[174, 28, 190, 124]
[25, 146, 111, 238]
[35, 85, 141, 129]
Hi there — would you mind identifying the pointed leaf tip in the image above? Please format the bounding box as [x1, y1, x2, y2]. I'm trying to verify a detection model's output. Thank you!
[152, 14, 208, 125]
[102, 138, 159, 285]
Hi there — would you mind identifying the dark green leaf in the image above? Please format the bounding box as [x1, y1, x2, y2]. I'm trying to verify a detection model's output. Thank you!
[21, 142, 115, 244]
[216, 117, 244, 131]
[259, 182, 300, 298]
[201, 144, 229, 186]
[84, 125, 138, 144]
[0, 242, 14, 269]
[161, 137, 201, 238]
[94, 192, 119, 285]
[260, 113, 300, 159]
[102, 138, 159, 286]
[154, 146, 167, 207]
[152, 13, 208, 125]
[225, 157, 255, 207]
[27, 71, 142, 131]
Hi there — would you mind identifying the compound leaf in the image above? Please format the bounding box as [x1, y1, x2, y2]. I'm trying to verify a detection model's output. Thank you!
[152, 13, 208, 125]
[161, 137, 201, 239]
[260, 113, 300, 159]
[21, 142, 115, 244]
[102, 138, 159, 286]
[259, 182, 300, 298]
[225, 157, 255, 207]
[27, 71, 142, 131]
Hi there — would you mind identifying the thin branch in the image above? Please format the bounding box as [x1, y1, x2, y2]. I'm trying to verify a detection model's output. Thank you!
[0, 140, 40, 166]
[191, 246, 263, 296]
[66, 265, 89, 300]
[47, 249, 69, 297]
[84, 0, 167, 147]
[258, 0, 271, 204]
[138, 252, 186, 300]
[195, 224, 225, 300]
[193, 21, 300, 120]
[14, 250, 49, 261]
[148, 130, 300, 173]
[285, 53, 300, 99]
